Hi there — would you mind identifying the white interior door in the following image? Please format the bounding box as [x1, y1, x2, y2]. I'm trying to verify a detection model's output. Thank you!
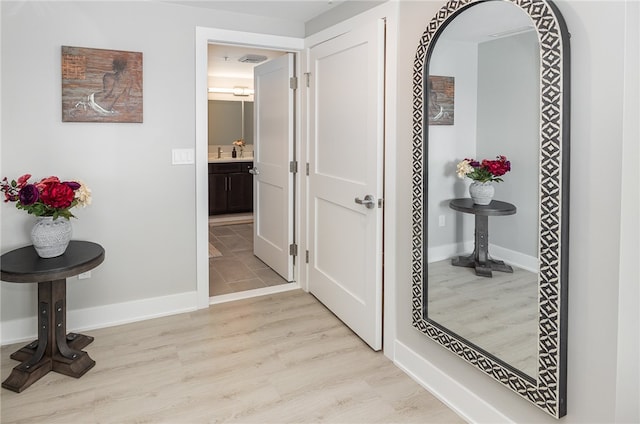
[253, 53, 295, 281]
[308, 19, 385, 350]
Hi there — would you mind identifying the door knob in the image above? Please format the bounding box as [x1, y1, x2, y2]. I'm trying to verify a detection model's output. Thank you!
[354, 195, 375, 209]
[249, 167, 259, 175]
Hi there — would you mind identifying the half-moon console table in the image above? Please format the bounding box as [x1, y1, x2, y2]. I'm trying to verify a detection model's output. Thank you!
[0, 240, 105, 392]
[449, 198, 516, 278]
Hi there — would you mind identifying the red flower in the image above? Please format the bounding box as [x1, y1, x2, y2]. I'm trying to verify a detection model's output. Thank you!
[480, 156, 511, 177]
[16, 174, 31, 188]
[39, 180, 75, 209]
[36, 176, 61, 188]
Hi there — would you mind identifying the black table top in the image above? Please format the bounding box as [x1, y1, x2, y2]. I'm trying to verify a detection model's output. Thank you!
[1, 241, 105, 283]
[449, 198, 517, 216]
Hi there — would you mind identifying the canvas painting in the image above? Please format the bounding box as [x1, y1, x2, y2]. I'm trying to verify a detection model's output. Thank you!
[62, 46, 143, 123]
[428, 75, 454, 125]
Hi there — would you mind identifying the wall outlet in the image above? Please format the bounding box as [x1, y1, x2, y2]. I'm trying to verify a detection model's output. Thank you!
[78, 271, 91, 279]
[438, 215, 446, 227]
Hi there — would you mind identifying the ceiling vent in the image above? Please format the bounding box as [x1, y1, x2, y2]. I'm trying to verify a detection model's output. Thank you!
[238, 54, 268, 64]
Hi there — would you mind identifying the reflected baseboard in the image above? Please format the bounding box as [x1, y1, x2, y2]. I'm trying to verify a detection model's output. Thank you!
[428, 241, 537, 273]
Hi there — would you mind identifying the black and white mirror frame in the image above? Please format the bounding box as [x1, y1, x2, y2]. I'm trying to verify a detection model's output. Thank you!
[411, 0, 570, 418]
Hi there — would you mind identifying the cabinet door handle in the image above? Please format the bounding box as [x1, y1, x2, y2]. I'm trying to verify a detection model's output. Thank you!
[224, 176, 228, 191]
[228, 177, 232, 191]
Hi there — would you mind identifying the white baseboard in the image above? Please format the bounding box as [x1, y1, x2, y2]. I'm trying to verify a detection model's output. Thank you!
[393, 339, 511, 424]
[1, 291, 198, 346]
[428, 241, 473, 263]
[487, 245, 538, 273]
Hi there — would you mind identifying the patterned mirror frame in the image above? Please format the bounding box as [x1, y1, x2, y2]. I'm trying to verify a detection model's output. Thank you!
[411, 0, 570, 418]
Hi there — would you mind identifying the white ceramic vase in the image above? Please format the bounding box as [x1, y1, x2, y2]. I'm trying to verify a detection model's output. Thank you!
[30, 216, 72, 258]
[469, 181, 495, 205]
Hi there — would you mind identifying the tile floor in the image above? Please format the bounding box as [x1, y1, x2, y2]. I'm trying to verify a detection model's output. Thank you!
[209, 222, 289, 296]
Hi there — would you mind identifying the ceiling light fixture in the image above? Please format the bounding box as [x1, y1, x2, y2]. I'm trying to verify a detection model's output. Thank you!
[238, 54, 268, 64]
[208, 86, 254, 96]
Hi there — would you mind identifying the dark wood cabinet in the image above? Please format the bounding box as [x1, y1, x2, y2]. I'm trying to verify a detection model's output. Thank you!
[208, 162, 253, 215]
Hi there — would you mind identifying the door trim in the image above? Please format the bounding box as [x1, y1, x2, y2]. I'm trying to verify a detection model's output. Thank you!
[195, 27, 303, 309]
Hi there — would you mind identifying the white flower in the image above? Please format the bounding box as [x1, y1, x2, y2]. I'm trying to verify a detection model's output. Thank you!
[456, 160, 473, 179]
[75, 181, 92, 207]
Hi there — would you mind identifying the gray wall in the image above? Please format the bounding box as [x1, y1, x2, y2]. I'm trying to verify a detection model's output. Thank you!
[427, 29, 540, 263]
[427, 38, 478, 257]
[476, 31, 540, 257]
[0, 0, 302, 325]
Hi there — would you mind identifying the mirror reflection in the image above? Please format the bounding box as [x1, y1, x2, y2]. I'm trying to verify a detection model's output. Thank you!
[425, 1, 540, 379]
[208, 100, 254, 146]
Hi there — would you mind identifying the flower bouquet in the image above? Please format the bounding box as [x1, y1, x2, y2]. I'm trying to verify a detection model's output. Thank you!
[456, 155, 511, 183]
[1, 174, 91, 219]
[1, 174, 91, 257]
[456, 156, 511, 205]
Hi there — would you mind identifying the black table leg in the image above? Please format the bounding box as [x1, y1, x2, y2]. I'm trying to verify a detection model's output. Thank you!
[2, 280, 95, 393]
[451, 215, 514, 277]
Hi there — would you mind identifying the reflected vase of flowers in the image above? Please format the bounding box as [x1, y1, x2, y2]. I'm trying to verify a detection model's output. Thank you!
[456, 155, 511, 205]
[468, 181, 495, 205]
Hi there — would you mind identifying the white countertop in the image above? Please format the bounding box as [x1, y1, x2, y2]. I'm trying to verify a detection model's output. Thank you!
[208, 156, 254, 163]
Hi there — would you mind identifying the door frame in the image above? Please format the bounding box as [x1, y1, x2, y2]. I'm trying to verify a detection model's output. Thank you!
[195, 27, 304, 309]
[195, 0, 399, 355]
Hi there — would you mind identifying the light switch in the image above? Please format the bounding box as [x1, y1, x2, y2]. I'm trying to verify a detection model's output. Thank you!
[172, 148, 195, 165]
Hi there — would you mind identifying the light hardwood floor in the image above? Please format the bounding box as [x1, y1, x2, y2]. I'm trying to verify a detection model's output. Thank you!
[428, 259, 538, 378]
[1, 290, 464, 423]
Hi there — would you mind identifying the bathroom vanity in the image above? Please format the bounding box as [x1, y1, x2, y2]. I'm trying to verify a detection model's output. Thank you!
[208, 159, 254, 215]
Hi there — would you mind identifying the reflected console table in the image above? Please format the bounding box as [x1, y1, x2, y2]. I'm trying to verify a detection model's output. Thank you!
[449, 198, 516, 278]
[0, 241, 105, 392]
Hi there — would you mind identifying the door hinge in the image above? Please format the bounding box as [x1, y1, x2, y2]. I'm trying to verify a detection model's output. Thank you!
[290, 76, 298, 90]
[289, 161, 298, 174]
[305, 250, 309, 264]
[289, 243, 298, 256]
[306, 162, 310, 176]
[304, 72, 310, 88]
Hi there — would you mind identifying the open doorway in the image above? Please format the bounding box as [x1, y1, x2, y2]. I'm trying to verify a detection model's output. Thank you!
[207, 43, 293, 299]
[195, 27, 304, 309]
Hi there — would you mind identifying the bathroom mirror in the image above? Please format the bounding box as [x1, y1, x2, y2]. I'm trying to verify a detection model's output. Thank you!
[411, 0, 570, 418]
[208, 100, 254, 145]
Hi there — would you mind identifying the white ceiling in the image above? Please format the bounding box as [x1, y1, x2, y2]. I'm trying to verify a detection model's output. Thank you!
[168, 0, 350, 80]
[164, 0, 346, 23]
[208, 44, 286, 79]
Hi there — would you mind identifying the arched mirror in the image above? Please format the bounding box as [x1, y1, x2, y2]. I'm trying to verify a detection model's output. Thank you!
[411, 0, 570, 418]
